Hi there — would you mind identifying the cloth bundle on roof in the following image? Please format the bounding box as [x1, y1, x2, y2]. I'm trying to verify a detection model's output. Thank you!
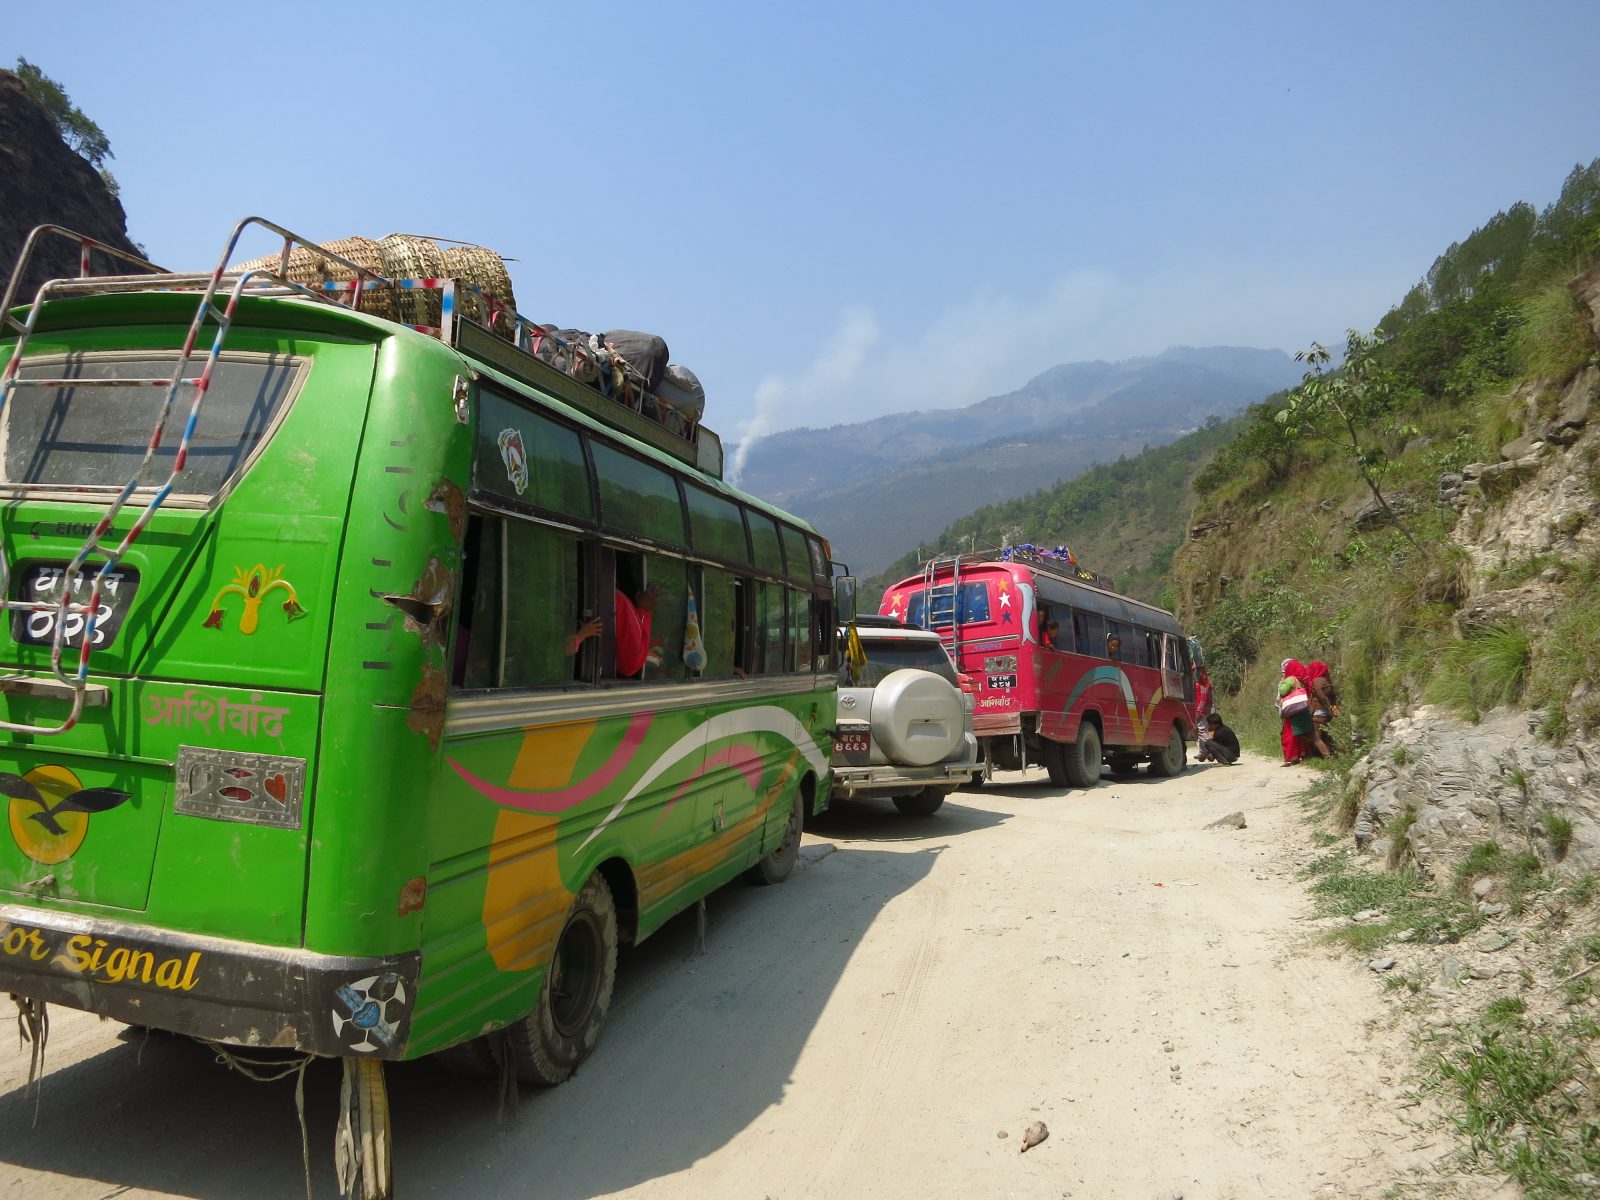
[655, 363, 705, 423]
[602, 330, 669, 393]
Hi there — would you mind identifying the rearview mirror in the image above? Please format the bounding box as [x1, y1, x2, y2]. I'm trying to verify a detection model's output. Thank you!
[833, 575, 858, 624]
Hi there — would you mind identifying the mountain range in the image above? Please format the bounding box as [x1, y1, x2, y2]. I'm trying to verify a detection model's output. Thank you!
[730, 346, 1304, 573]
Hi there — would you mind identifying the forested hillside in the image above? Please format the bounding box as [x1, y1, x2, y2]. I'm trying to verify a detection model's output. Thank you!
[866, 414, 1246, 600]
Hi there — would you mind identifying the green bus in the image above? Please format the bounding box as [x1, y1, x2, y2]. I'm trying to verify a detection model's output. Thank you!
[0, 219, 836, 1195]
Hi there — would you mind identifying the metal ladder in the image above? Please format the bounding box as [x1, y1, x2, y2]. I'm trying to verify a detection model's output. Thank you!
[919, 552, 965, 660]
[0, 218, 392, 734]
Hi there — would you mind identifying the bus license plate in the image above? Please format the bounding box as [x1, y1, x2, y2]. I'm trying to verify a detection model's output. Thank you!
[834, 730, 870, 756]
[987, 673, 1018, 690]
[12, 562, 140, 649]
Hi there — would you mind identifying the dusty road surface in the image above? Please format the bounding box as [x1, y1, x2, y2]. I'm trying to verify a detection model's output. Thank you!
[0, 754, 1437, 1200]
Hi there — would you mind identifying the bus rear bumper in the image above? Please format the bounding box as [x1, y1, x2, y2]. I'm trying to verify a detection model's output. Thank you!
[0, 903, 420, 1060]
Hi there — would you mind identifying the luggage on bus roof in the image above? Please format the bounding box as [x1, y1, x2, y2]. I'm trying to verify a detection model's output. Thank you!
[656, 362, 705, 421]
[603, 330, 669, 392]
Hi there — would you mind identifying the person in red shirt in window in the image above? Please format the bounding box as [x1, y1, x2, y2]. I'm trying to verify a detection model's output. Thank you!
[566, 584, 659, 677]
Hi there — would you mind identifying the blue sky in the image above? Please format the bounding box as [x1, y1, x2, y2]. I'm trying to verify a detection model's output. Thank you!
[7, 1, 1600, 471]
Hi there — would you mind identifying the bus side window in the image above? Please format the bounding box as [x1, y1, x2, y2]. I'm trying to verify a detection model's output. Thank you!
[503, 521, 587, 688]
[1073, 610, 1103, 657]
[452, 514, 502, 689]
[603, 550, 660, 682]
[639, 554, 688, 680]
[733, 578, 752, 675]
[699, 566, 739, 677]
[787, 588, 811, 672]
[814, 594, 834, 671]
[756, 581, 785, 674]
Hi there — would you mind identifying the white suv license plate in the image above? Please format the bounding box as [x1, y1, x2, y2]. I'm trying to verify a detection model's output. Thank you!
[834, 731, 870, 756]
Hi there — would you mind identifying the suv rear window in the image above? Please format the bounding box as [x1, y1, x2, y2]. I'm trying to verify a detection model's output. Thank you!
[5, 352, 305, 499]
[842, 636, 958, 687]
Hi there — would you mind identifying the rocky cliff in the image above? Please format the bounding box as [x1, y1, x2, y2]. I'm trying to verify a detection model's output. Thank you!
[0, 69, 140, 303]
[1353, 268, 1600, 882]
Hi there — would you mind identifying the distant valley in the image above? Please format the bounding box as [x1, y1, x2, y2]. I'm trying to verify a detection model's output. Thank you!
[730, 346, 1303, 573]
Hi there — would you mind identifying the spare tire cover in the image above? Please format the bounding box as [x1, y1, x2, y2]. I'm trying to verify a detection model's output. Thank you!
[870, 668, 964, 767]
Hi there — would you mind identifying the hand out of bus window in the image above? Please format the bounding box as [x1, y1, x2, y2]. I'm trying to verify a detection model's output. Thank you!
[565, 616, 603, 656]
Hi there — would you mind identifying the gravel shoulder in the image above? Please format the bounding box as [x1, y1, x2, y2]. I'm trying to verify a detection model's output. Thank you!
[0, 754, 1441, 1199]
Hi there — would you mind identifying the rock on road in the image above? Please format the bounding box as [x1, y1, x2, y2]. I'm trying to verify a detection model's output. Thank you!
[0, 755, 1429, 1199]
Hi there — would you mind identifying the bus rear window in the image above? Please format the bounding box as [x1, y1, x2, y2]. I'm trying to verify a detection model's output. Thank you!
[5, 353, 304, 498]
[905, 581, 990, 628]
[842, 638, 958, 687]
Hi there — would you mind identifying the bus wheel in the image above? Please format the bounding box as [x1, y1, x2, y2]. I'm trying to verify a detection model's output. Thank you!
[748, 794, 803, 885]
[1041, 738, 1070, 787]
[893, 788, 947, 817]
[1063, 721, 1102, 788]
[1148, 724, 1187, 777]
[508, 872, 618, 1087]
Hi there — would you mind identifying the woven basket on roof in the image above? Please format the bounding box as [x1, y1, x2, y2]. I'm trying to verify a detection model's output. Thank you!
[376, 234, 447, 327]
[440, 244, 516, 334]
[232, 235, 398, 320]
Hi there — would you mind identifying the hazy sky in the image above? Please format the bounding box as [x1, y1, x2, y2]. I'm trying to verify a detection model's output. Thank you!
[7, 1, 1600, 470]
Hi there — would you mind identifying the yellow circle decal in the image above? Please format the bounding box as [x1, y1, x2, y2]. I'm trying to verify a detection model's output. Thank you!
[8, 765, 90, 865]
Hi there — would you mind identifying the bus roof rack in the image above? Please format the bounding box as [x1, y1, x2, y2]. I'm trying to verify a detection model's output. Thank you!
[0, 216, 723, 734]
[917, 542, 1117, 593]
[1, 218, 720, 478]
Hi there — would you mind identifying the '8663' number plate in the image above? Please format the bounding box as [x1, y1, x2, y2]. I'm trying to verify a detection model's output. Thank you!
[11, 562, 140, 649]
[833, 729, 870, 756]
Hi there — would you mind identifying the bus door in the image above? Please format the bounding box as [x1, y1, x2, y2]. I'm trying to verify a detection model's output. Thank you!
[1162, 633, 1190, 705]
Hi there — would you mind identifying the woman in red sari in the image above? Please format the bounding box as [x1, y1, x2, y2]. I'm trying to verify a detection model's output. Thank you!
[1279, 658, 1316, 765]
[1304, 660, 1338, 758]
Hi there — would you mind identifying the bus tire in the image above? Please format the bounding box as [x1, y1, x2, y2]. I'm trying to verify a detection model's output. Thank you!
[1148, 724, 1187, 777]
[893, 788, 947, 817]
[1041, 738, 1070, 787]
[1063, 721, 1102, 789]
[748, 794, 803, 885]
[507, 871, 618, 1087]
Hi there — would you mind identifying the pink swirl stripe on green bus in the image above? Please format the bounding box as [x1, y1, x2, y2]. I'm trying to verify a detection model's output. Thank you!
[580, 705, 829, 851]
[656, 743, 766, 828]
[446, 712, 653, 813]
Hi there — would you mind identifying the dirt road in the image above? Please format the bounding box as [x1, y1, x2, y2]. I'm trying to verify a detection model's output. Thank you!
[0, 755, 1433, 1199]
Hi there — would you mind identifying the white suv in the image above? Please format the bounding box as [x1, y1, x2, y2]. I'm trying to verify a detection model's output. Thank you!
[830, 616, 980, 816]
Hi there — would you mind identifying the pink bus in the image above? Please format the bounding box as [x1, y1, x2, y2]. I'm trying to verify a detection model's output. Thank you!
[878, 547, 1199, 786]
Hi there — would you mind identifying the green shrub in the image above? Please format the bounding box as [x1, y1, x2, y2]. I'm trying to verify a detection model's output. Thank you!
[1387, 805, 1419, 870]
[1543, 811, 1575, 860]
[1528, 555, 1600, 738]
[1455, 842, 1506, 897]
[1426, 626, 1531, 721]
[1515, 282, 1596, 382]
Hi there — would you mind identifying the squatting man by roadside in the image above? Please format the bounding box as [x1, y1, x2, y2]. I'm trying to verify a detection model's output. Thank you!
[1196, 711, 1240, 765]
